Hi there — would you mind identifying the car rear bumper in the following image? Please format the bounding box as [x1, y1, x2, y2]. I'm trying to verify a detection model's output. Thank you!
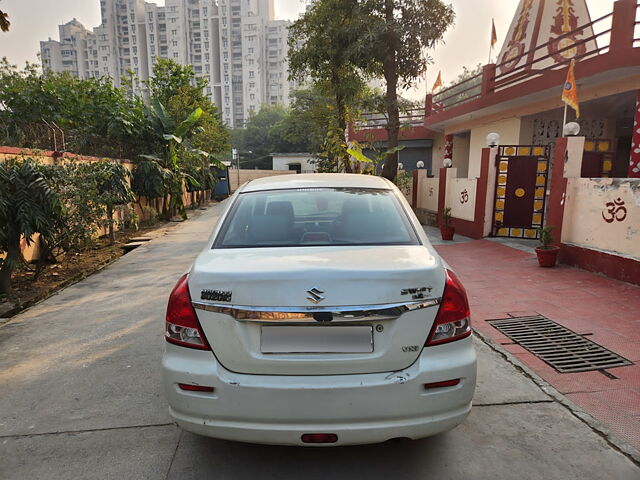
[162, 336, 477, 446]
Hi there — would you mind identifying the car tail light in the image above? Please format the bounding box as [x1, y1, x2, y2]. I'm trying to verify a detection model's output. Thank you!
[165, 274, 210, 350]
[301, 433, 338, 444]
[425, 269, 471, 346]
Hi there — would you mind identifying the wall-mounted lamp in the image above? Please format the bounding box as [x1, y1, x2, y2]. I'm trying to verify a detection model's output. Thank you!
[398, 162, 404, 170]
[416, 160, 425, 169]
[563, 122, 580, 137]
[443, 158, 452, 168]
[486, 132, 500, 147]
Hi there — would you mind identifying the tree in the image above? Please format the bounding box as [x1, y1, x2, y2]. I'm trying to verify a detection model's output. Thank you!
[272, 87, 332, 155]
[231, 104, 289, 166]
[145, 58, 208, 109]
[142, 98, 213, 219]
[139, 61, 227, 219]
[0, 2, 9, 32]
[145, 58, 229, 158]
[0, 59, 149, 158]
[93, 161, 135, 244]
[38, 161, 106, 254]
[0, 159, 61, 293]
[434, 63, 482, 108]
[354, 0, 455, 180]
[288, 0, 368, 172]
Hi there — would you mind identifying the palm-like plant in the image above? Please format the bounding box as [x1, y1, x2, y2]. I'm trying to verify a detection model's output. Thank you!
[0, 159, 61, 293]
[141, 98, 207, 219]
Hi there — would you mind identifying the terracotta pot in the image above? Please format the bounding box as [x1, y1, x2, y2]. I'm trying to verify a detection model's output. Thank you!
[440, 226, 455, 241]
[535, 246, 560, 267]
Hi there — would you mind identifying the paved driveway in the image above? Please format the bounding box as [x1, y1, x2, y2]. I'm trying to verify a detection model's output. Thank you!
[1, 203, 638, 479]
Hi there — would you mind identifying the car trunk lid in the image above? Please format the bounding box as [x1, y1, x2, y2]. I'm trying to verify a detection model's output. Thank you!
[189, 245, 445, 375]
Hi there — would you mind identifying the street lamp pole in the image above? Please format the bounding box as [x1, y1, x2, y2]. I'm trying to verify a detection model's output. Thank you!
[232, 148, 239, 190]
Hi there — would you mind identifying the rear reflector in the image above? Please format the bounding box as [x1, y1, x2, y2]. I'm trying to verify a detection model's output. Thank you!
[301, 433, 338, 444]
[423, 379, 460, 389]
[178, 383, 215, 393]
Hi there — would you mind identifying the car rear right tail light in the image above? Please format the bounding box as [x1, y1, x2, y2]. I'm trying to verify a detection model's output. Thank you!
[165, 274, 211, 350]
[425, 269, 471, 346]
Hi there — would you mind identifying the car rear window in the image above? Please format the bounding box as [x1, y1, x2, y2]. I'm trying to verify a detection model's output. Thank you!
[213, 188, 420, 248]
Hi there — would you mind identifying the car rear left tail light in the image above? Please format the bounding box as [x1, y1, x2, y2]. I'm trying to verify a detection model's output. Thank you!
[165, 274, 211, 350]
[425, 269, 471, 346]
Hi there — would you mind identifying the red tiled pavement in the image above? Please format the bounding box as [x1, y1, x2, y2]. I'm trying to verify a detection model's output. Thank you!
[435, 239, 640, 452]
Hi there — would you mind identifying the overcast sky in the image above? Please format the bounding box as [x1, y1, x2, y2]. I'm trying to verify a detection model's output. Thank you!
[0, 0, 615, 100]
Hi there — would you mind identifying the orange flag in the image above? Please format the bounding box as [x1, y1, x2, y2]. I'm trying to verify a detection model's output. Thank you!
[432, 71, 442, 92]
[491, 19, 497, 48]
[562, 59, 580, 118]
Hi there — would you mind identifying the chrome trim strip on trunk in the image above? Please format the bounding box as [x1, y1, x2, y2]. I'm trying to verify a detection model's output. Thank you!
[191, 298, 441, 323]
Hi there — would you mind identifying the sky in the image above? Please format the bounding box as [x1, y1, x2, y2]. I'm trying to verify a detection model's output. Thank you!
[0, 0, 616, 100]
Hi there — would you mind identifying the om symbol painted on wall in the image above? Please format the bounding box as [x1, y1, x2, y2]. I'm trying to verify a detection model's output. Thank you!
[460, 189, 469, 204]
[601, 198, 627, 223]
[428, 187, 434, 197]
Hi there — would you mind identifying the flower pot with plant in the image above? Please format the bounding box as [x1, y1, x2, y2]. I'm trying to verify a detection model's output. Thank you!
[535, 226, 560, 267]
[440, 207, 455, 241]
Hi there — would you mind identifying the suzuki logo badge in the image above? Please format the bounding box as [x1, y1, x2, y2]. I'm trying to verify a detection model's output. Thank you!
[306, 287, 325, 304]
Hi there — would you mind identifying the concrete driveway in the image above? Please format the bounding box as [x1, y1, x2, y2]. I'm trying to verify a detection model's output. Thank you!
[1, 203, 638, 479]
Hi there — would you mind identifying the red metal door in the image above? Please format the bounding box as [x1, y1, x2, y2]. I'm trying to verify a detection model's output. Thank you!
[502, 156, 538, 228]
[493, 146, 549, 239]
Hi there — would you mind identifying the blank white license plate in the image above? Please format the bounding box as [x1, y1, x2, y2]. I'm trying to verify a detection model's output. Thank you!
[260, 326, 373, 354]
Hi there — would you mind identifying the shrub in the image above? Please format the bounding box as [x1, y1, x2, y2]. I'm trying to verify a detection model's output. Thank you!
[0, 159, 62, 293]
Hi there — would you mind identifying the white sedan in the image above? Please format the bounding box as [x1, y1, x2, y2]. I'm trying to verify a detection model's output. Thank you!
[162, 173, 477, 446]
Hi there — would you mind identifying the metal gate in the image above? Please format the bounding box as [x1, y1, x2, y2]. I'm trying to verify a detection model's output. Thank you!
[582, 139, 614, 178]
[492, 145, 550, 239]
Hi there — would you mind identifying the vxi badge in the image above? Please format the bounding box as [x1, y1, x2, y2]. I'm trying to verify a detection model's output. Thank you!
[201, 289, 232, 302]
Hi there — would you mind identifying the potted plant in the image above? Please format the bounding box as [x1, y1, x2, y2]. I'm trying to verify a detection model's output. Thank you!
[440, 207, 455, 240]
[535, 226, 560, 267]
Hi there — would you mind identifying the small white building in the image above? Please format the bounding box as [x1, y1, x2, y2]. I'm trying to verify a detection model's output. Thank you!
[271, 153, 316, 173]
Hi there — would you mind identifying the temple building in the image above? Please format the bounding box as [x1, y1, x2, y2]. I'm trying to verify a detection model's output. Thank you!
[350, 0, 640, 285]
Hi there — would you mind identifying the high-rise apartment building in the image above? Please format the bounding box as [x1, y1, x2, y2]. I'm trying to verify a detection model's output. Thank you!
[40, 0, 292, 127]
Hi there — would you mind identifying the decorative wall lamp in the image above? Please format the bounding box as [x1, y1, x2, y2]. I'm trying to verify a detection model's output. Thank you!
[563, 122, 580, 137]
[486, 132, 501, 147]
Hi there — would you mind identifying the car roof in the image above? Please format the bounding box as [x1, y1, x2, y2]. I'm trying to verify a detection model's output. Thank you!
[239, 173, 394, 193]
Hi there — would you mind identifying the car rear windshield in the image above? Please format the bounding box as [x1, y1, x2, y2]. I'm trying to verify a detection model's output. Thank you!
[213, 188, 420, 248]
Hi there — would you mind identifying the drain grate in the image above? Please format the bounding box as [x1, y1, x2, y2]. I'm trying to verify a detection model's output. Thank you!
[488, 315, 632, 373]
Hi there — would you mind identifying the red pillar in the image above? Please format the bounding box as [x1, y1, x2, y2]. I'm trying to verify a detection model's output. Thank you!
[411, 170, 419, 208]
[609, 0, 636, 54]
[471, 148, 491, 238]
[546, 138, 569, 247]
[424, 94, 433, 118]
[629, 90, 640, 178]
[437, 167, 448, 227]
[481, 64, 496, 97]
